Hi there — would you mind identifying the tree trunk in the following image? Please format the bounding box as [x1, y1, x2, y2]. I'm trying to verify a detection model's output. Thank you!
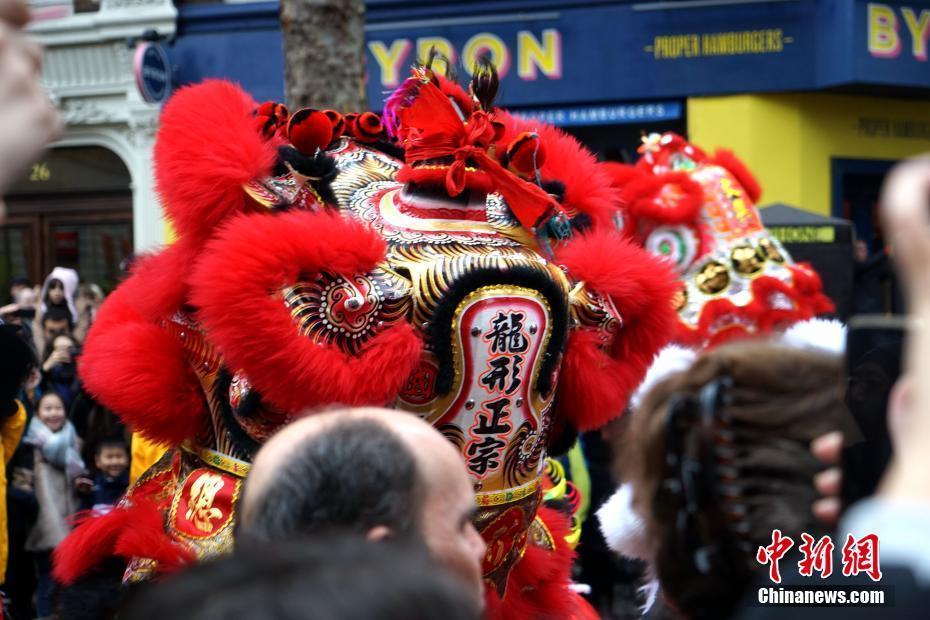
[279, 0, 366, 112]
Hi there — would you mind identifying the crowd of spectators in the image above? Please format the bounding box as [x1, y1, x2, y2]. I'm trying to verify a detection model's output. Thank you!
[2, 269, 129, 620]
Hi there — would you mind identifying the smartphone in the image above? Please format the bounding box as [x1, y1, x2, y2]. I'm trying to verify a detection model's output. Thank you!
[841, 315, 906, 509]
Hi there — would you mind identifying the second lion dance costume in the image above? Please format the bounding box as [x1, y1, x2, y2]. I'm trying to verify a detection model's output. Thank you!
[53, 64, 679, 618]
[603, 131, 834, 349]
[595, 132, 839, 606]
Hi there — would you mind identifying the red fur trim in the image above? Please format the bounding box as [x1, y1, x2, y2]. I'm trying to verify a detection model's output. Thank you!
[601, 161, 641, 188]
[710, 149, 762, 203]
[618, 171, 704, 225]
[485, 507, 578, 620]
[678, 267, 835, 349]
[554, 231, 678, 429]
[80, 317, 205, 444]
[53, 499, 193, 585]
[112, 500, 193, 572]
[495, 112, 618, 231]
[750, 275, 810, 333]
[189, 210, 423, 413]
[789, 264, 835, 315]
[80, 242, 205, 445]
[154, 80, 279, 242]
[53, 507, 135, 585]
[600, 162, 642, 234]
[557, 331, 640, 430]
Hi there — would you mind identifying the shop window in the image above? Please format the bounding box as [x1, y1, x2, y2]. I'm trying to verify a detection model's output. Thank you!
[0, 224, 36, 302]
[2, 146, 132, 293]
[47, 218, 133, 292]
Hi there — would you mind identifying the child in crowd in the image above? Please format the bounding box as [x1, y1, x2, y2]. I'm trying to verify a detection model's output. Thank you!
[77, 438, 130, 514]
[23, 392, 85, 620]
[18, 364, 43, 413]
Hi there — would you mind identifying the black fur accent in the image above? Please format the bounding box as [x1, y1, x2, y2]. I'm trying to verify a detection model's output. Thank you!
[541, 180, 566, 202]
[470, 55, 499, 112]
[546, 415, 578, 457]
[427, 266, 569, 398]
[366, 139, 406, 161]
[570, 213, 593, 234]
[236, 388, 264, 420]
[276, 146, 338, 205]
[423, 47, 458, 83]
[541, 496, 572, 519]
[277, 146, 336, 179]
[213, 369, 262, 460]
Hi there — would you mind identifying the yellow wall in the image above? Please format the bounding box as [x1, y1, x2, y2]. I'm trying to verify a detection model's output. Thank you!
[688, 93, 930, 216]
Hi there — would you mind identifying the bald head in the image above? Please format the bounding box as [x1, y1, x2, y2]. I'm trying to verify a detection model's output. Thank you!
[239, 407, 464, 541]
[238, 406, 487, 607]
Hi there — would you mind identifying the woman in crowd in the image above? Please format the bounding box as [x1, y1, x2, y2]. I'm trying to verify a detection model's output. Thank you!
[23, 391, 86, 619]
[72, 283, 104, 344]
[39, 269, 78, 326]
[33, 267, 79, 355]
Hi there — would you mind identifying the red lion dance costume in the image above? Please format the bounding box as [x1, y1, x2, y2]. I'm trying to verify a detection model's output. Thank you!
[54, 65, 678, 618]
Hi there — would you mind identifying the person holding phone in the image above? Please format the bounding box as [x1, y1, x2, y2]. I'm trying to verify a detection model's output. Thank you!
[838, 158, 930, 581]
[41, 333, 79, 411]
[736, 157, 930, 620]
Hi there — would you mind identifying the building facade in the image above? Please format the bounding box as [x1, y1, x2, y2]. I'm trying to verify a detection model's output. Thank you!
[1, 0, 175, 290]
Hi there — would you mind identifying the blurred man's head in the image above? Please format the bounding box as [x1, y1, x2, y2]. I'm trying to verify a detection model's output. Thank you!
[14, 286, 36, 316]
[854, 239, 869, 262]
[239, 408, 486, 606]
[42, 305, 72, 340]
[8, 275, 31, 302]
[124, 537, 481, 620]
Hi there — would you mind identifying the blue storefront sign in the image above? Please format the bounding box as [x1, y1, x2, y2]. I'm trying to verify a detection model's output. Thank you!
[169, 0, 930, 117]
[515, 101, 682, 127]
[851, 1, 930, 88]
[364, 1, 816, 108]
